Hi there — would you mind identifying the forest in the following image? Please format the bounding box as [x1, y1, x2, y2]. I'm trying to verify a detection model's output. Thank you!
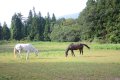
[0, 0, 120, 43]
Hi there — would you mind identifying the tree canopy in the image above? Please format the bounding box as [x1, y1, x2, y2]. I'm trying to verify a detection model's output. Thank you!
[78, 0, 120, 43]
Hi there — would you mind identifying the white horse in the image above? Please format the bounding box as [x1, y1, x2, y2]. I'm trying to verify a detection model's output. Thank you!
[14, 43, 39, 60]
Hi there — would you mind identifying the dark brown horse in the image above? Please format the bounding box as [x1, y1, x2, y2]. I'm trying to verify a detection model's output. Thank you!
[65, 43, 90, 57]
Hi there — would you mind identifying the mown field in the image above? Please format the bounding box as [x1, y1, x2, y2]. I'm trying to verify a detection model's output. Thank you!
[0, 41, 120, 80]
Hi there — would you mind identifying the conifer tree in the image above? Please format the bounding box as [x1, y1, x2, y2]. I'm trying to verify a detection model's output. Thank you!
[11, 13, 24, 40]
[44, 12, 51, 41]
[25, 10, 33, 38]
[0, 23, 2, 40]
[2, 22, 11, 40]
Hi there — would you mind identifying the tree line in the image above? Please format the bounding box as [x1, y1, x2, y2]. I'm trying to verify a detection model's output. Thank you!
[0, 8, 56, 41]
[0, 0, 120, 43]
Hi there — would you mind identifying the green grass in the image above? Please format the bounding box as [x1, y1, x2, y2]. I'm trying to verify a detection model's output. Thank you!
[0, 41, 120, 80]
[92, 43, 120, 50]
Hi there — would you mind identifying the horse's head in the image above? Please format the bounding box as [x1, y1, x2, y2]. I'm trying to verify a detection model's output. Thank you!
[35, 49, 39, 56]
[65, 52, 68, 57]
[65, 48, 69, 57]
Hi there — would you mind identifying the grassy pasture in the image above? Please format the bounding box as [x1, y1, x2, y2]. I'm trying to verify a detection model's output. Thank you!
[0, 41, 120, 80]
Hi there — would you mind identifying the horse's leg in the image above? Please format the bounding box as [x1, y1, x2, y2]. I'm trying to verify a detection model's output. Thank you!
[26, 51, 30, 60]
[71, 50, 75, 57]
[18, 50, 22, 58]
[79, 49, 82, 55]
[14, 48, 17, 58]
[81, 49, 83, 55]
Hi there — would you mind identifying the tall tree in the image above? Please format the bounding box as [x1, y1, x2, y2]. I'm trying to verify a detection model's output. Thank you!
[11, 13, 24, 40]
[25, 10, 33, 38]
[51, 13, 56, 31]
[29, 8, 40, 41]
[78, 0, 97, 41]
[44, 12, 51, 41]
[37, 12, 45, 41]
[33, 7, 36, 17]
[2, 22, 11, 40]
[30, 16, 39, 40]
[24, 10, 45, 41]
[51, 13, 56, 26]
[0, 23, 2, 40]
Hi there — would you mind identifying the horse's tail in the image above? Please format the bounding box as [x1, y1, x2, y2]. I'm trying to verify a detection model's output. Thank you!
[83, 44, 90, 49]
[14, 47, 16, 58]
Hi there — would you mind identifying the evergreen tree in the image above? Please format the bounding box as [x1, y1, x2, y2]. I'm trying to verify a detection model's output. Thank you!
[78, 0, 120, 43]
[0, 23, 2, 40]
[11, 13, 24, 40]
[30, 16, 39, 40]
[51, 13, 56, 26]
[25, 10, 33, 37]
[44, 12, 51, 41]
[51, 13, 56, 32]
[29, 8, 40, 41]
[37, 12, 45, 41]
[33, 7, 37, 17]
[24, 9, 45, 41]
[2, 22, 11, 40]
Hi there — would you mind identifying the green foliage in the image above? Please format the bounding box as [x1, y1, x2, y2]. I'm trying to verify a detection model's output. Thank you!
[11, 13, 24, 40]
[78, 0, 120, 43]
[51, 13, 56, 25]
[24, 10, 33, 37]
[1, 2, 119, 43]
[50, 21, 81, 42]
[10, 9, 46, 41]
[44, 13, 51, 41]
[0, 23, 2, 40]
[23, 9, 47, 41]
[30, 16, 39, 40]
[2, 22, 11, 40]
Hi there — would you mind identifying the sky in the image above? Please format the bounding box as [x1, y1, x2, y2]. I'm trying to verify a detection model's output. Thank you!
[0, 0, 87, 26]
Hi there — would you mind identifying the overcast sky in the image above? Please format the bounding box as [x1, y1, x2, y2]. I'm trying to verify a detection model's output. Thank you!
[0, 0, 87, 26]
